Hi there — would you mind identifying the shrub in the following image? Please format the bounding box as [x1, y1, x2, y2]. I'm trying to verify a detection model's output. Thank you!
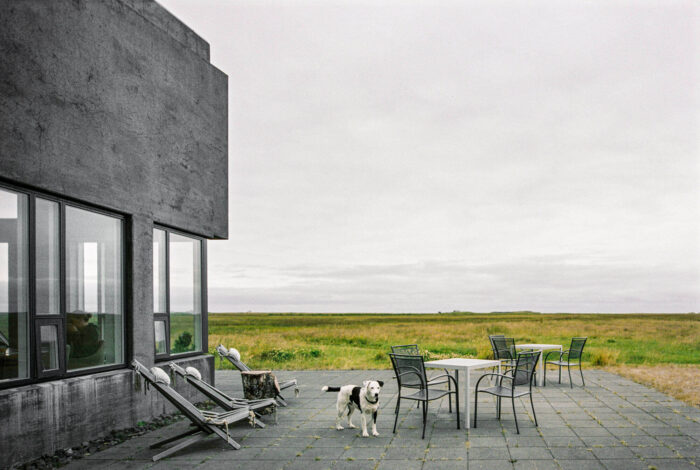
[259, 348, 295, 362]
[590, 348, 619, 366]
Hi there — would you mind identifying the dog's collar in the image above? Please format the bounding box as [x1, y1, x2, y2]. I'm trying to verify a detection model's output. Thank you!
[365, 396, 379, 405]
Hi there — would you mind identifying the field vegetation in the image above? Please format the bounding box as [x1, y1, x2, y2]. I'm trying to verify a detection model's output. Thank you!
[209, 312, 699, 370]
[209, 312, 700, 406]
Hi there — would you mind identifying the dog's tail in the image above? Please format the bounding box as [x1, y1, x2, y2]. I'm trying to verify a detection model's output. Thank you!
[321, 386, 341, 392]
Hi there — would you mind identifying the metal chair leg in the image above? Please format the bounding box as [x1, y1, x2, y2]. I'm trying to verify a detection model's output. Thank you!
[473, 391, 479, 428]
[544, 362, 547, 386]
[393, 396, 401, 433]
[530, 392, 538, 427]
[448, 374, 452, 413]
[568, 365, 573, 389]
[455, 390, 460, 430]
[421, 400, 427, 439]
[558, 365, 561, 384]
[512, 396, 519, 434]
[579, 363, 585, 386]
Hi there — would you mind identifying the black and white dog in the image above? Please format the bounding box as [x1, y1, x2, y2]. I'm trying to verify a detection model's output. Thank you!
[322, 381, 384, 437]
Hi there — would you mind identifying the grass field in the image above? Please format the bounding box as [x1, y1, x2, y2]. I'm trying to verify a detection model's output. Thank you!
[208, 312, 700, 370]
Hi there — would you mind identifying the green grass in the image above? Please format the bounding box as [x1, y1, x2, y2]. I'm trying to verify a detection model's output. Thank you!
[208, 312, 700, 370]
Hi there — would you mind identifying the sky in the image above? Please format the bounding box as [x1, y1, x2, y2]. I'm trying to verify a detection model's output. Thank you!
[159, 0, 699, 313]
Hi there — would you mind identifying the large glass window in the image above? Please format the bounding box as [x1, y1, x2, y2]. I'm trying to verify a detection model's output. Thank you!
[65, 207, 123, 370]
[35, 198, 60, 316]
[152, 228, 203, 356]
[0, 189, 29, 382]
[0, 184, 125, 387]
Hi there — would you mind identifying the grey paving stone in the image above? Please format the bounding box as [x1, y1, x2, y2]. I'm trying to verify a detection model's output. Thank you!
[375, 460, 425, 470]
[469, 447, 511, 460]
[423, 461, 468, 469]
[642, 459, 698, 470]
[469, 460, 515, 470]
[557, 460, 605, 470]
[598, 459, 648, 470]
[630, 446, 679, 459]
[590, 446, 636, 460]
[508, 447, 553, 460]
[548, 447, 596, 460]
[513, 460, 560, 470]
[341, 446, 387, 460]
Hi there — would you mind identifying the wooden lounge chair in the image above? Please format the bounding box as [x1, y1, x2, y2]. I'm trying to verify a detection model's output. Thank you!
[216, 344, 298, 406]
[131, 360, 253, 461]
[168, 361, 277, 427]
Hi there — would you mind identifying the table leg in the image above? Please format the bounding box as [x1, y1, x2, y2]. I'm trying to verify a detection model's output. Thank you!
[465, 369, 471, 429]
[538, 350, 544, 387]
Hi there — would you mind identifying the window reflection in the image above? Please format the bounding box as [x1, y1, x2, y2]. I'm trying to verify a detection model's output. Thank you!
[35, 199, 60, 315]
[0, 189, 29, 381]
[169, 233, 201, 354]
[65, 207, 123, 370]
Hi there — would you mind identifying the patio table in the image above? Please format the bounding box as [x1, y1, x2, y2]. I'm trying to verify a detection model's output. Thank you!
[515, 343, 562, 386]
[424, 358, 500, 428]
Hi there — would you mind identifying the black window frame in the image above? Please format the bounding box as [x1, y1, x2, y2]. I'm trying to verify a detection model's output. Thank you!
[0, 181, 127, 390]
[153, 225, 207, 361]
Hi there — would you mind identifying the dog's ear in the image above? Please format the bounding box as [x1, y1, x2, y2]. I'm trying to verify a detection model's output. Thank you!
[377, 380, 384, 387]
[362, 380, 370, 388]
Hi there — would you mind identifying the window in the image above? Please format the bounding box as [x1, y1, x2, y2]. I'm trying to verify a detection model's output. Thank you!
[0, 183, 125, 387]
[65, 207, 123, 370]
[0, 189, 29, 381]
[153, 228, 203, 357]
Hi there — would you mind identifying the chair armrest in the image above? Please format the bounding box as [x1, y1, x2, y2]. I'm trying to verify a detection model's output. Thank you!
[543, 350, 560, 362]
[397, 370, 426, 388]
[474, 372, 513, 391]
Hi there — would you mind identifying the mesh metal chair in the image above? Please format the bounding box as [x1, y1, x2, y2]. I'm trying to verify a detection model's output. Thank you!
[473, 351, 540, 434]
[492, 336, 518, 370]
[389, 353, 459, 439]
[544, 337, 587, 388]
[488, 335, 504, 358]
[390, 344, 453, 413]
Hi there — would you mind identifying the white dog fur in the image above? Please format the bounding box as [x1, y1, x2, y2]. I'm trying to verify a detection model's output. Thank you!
[322, 380, 384, 437]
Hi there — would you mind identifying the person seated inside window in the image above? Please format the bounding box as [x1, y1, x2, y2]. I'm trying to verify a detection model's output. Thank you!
[67, 311, 101, 358]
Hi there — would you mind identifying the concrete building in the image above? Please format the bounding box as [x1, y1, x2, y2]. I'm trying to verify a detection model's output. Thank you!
[0, 0, 228, 465]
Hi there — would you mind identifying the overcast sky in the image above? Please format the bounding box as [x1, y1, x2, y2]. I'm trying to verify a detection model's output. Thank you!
[160, 0, 699, 313]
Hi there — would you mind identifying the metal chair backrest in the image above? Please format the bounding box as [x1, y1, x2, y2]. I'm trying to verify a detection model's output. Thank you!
[391, 344, 420, 355]
[568, 337, 587, 361]
[488, 335, 504, 358]
[513, 351, 540, 387]
[390, 353, 427, 390]
[492, 336, 515, 360]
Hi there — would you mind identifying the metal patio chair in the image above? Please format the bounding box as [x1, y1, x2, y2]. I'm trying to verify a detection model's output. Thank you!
[131, 360, 253, 461]
[390, 344, 453, 413]
[491, 336, 518, 370]
[216, 344, 298, 406]
[168, 362, 277, 427]
[473, 350, 540, 434]
[389, 353, 459, 439]
[544, 337, 587, 388]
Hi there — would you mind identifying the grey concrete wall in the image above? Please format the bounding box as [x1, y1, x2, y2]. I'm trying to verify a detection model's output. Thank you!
[0, 0, 228, 239]
[0, 355, 215, 468]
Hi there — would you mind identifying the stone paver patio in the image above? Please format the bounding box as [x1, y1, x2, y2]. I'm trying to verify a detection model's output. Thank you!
[64, 369, 699, 469]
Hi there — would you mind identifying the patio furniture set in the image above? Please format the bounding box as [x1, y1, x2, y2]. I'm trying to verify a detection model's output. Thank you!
[130, 344, 298, 461]
[129, 337, 587, 461]
[390, 337, 587, 437]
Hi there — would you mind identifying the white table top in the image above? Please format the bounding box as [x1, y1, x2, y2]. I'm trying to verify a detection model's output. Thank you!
[424, 358, 500, 370]
[515, 344, 562, 350]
